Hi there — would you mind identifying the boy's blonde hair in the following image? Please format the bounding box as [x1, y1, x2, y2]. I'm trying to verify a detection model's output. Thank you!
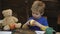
[31, 1, 45, 14]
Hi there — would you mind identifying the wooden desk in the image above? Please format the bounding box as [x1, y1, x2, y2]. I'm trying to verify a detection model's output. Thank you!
[12, 29, 36, 34]
[0, 28, 59, 34]
[12, 29, 59, 34]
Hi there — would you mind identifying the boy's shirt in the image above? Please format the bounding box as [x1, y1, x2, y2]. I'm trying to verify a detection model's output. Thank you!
[28, 16, 48, 31]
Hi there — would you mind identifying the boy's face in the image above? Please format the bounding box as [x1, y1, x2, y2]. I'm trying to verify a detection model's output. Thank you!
[32, 11, 41, 19]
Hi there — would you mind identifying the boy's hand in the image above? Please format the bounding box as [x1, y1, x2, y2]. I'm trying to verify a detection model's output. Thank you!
[29, 20, 38, 26]
[29, 20, 42, 27]
[24, 19, 33, 25]
[25, 19, 40, 26]
[25, 20, 31, 25]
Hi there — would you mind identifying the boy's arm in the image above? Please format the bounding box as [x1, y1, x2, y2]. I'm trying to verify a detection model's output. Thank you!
[22, 20, 30, 29]
[30, 20, 48, 31]
[35, 22, 48, 31]
[22, 24, 29, 29]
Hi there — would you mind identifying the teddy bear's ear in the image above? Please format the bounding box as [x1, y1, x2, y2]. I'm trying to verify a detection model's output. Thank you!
[2, 9, 12, 14]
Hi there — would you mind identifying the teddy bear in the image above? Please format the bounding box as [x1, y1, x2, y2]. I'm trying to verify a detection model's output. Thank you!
[1, 9, 22, 30]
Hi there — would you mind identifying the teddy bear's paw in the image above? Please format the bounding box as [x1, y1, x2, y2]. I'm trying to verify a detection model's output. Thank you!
[3, 25, 10, 30]
[15, 23, 22, 29]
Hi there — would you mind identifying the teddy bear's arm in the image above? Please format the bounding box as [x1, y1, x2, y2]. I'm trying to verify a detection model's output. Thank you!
[13, 17, 18, 22]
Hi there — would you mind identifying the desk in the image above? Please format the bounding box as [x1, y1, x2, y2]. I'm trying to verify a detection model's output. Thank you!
[12, 29, 59, 34]
[0, 28, 59, 34]
[12, 29, 36, 34]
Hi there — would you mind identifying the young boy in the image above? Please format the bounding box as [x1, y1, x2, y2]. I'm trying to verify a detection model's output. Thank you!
[22, 1, 48, 31]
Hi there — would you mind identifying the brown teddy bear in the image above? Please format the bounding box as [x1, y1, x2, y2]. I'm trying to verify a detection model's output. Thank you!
[1, 9, 22, 30]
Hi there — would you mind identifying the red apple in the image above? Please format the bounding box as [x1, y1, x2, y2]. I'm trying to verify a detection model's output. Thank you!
[9, 23, 15, 30]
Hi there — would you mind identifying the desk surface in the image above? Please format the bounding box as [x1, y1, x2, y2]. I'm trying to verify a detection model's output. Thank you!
[12, 29, 36, 34]
[12, 29, 60, 34]
[0, 29, 60, 34]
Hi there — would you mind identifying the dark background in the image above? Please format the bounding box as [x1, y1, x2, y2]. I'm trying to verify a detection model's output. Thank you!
[0, 0, 60, 32]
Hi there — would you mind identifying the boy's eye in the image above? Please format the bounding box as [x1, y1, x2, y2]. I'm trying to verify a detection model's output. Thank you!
[32, 12, 39, 15]
[36, 14, 38, 15]
[40, 12, 42, 14]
